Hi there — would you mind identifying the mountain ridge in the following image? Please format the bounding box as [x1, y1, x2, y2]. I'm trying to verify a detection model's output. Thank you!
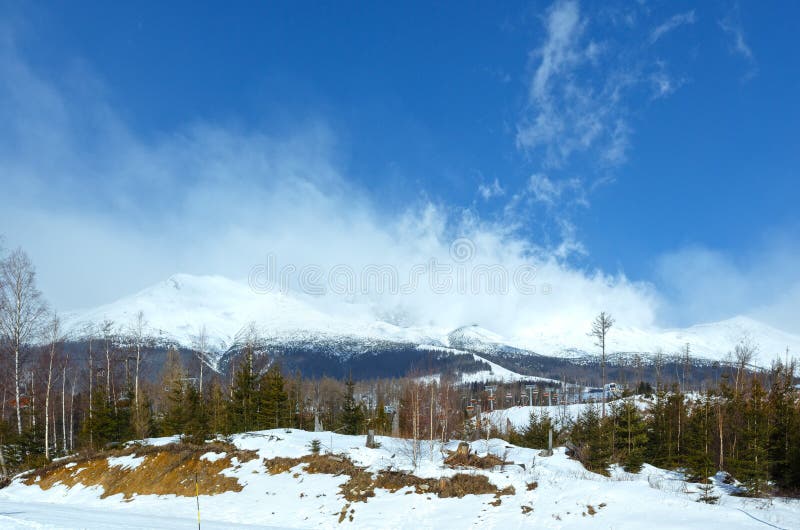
[61, 273, 800, 369]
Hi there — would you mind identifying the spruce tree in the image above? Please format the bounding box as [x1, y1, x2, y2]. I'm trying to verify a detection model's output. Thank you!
[227, 348, 260, 433]
[340, 377, 364, 435]
[259, 363, 288, 429]
[182, 384, 209, 444]
[736, 377, 770, 496]
[518, 410, 555, 449]
[571, 404, 611, 475]
[612, 400, 648, 472]
[767, 360, 798, 490]
[684, 393, 716, 484]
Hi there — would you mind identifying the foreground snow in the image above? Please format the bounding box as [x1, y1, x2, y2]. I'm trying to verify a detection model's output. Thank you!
[2, 429, 799, 529]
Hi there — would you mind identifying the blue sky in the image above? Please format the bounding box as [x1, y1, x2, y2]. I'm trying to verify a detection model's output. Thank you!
[1, 1, 798, 335]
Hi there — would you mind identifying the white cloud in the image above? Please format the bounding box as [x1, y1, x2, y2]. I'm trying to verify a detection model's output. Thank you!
[530, 0, 584, 101]
[478, 178, 504, 200]
[527, 174, 586, 206]
[649, 60, 686, 99]
[655, 241, 800, 334]
[649, 10, 696, 44]
[0, 29, 661, 340]
[1, 10, 793, 344]
[516, 0, 641, 170]
[719, 7, 757, 79]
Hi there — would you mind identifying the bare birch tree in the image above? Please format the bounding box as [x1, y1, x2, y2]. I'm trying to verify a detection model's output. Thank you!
[61, 354, 69, 455]
[589, 311, 614, 419]
[100, 320, 115, 405]
[44, 313, 62, 460]
[131, 311, 147, 408]
[0, 248, 48, 435]
[193, 325, 208, 396]
[733, 335, 757, 396]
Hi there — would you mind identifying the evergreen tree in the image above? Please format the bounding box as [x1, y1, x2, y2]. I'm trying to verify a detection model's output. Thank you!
[374, 398, 390, 435]
[82, 385, 131, 448]
[227, 349, 260, 433]
[159, 349, 189, 436]
[259, 363, 288, 429]
[207, 379, 228, 435]
[340, 377, 364, 435]
[571, 404, 611, 475]
[735, 377, 771, 496]
[517, 410, 555, 449]
[645, 385, 670, 467]
[684, 393, 716, 483]
[182, 384, 209, 444]
[612, 400, 648, 472]
[767, 360, 799, 490]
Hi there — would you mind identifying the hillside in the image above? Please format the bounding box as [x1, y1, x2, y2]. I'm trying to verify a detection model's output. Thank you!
[61, 274, 800, 373]
[2, 427, 799, 529]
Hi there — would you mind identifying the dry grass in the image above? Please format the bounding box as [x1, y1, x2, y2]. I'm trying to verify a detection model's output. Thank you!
[263, 453, 514, 503]
[444, 442, 505, 469]
[21, 442, 257, 499]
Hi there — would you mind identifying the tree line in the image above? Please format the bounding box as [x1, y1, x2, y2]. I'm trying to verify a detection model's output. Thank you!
[510, 360, 800, 497]
[1, 244, 798, 498]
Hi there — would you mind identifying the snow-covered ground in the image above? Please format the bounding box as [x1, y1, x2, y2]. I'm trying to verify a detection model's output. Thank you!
[2, 428, 798, 529]
[483, 398, 654, 433]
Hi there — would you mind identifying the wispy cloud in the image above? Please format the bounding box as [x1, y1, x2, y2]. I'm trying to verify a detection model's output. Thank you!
[649, 60, 687, 99]
[0, 25, 662, 339]
[517, 0, 632, 169]
[649, 10, 696, 44]
[527, 174, 587, 207]
[719, 6, 757, 80]
[478, 178, 505, 200]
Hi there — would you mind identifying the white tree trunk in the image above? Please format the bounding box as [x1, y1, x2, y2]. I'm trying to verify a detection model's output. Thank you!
[61, 363, 68, 454]
[14, 342, 21, 435]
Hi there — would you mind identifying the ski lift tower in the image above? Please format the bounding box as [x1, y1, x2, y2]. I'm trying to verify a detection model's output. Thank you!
[484, 385, 497, 411]
[524, 384, 538, 407]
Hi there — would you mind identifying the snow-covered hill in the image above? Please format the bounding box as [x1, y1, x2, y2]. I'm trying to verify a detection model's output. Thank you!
[62, 274, 800, 369]
[2, 428, 798, 529]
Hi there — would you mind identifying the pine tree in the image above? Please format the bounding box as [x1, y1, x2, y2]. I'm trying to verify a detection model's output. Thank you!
[340, 377, 364, 435]
[159, 349, 189, 436]
[227, 349, 260, 433]
[571, 404, 611, 475]
[182, 384, 209, 444]
[207, 380, 228, 435]
[374, 398, 390, 435]
[612, 400, 648, 472]
[259, 363, 288, 429]
[767, 360, 799, 490]
[735, 377, 770, 496]
[645, 385, 670, 467]
[517, 409, 555, 449]
[685, 393, 716, 483]
[131, 390, 153, 440]
[82, 385, 130, 448]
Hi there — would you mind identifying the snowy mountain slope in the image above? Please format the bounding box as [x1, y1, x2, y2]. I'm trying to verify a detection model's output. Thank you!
[2, 428, 798, 529]
[62, 274, 800, 369]
[62, 274, 449, 360]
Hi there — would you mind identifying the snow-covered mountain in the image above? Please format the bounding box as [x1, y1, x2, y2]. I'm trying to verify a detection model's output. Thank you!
[62, 274, 800, 369]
